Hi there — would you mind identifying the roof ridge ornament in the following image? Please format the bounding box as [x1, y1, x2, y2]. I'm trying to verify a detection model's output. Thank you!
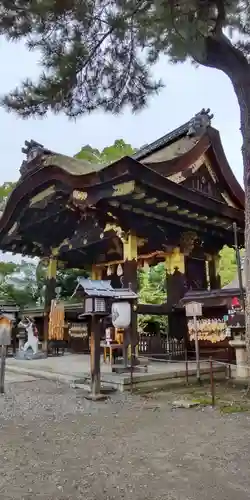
[20, 139, 49, 176]
[187, 108, 214, 138]
[22, 139, 45, 162]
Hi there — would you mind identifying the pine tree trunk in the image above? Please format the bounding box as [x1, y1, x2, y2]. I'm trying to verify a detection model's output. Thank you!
[233, 73, 250, 364]
[203, 36, 250, 366]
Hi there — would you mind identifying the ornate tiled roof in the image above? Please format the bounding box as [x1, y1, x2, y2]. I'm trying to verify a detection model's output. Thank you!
[133, 108, 213, 161]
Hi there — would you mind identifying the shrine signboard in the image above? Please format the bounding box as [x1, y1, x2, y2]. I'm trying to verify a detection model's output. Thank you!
[185, 301, 202, 318]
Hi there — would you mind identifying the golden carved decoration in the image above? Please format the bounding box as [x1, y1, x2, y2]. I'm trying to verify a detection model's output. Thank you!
[104, 223, 124, 240]
[180, 231, 198, 255]
[112, 180, 135, 197]
[72, 190, 88, 201]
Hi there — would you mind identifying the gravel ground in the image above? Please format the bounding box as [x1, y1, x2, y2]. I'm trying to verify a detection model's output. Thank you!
[0, 380, 250, 500]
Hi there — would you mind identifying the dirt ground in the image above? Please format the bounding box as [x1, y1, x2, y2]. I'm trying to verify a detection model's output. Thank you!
[1, 379, 250, 500]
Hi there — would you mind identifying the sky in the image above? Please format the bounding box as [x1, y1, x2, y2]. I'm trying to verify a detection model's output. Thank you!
[0, 39, 243, 263]
[0, 40, 243, 187]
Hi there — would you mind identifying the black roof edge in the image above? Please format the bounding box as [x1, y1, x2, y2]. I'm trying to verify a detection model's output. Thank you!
[133, 108, 213, 162]
[132, 120, 190, 161]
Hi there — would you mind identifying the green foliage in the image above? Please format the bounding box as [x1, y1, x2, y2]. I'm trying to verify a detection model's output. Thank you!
[0, 260, 42, 307]
[138, 263, 167, 333]
[219, 246, 238, 287]
[1, 1, 249, 118]
[0, 258, 88, 306]
[75, 140, 136, 164]
[0, 182, 16, 209]
[56, 268, 88, 299]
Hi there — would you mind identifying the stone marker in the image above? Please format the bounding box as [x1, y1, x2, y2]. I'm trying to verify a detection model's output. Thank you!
[172, 400, 199, 409]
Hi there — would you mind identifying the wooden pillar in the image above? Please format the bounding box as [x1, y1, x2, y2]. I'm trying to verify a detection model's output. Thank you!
[91, 265, 103, 280]
[165, 247, 187, 343]
[165, 247, 185, 276]
[90, 266, 102, 388]
[122, 232, 138, 359]
[164, 247, 186, 305]
[90, 315, 101, 398]
[44, 256, 57, 352]
[208, 254, 221, 289]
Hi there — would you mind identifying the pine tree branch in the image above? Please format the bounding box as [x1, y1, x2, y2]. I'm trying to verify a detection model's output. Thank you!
[212, 0, 226, 35]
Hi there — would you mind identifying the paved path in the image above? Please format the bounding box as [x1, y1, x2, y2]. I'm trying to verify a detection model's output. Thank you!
[5, 372, 36, 384]
[0, 379, 249, 499]
[6, 353, 212, 376]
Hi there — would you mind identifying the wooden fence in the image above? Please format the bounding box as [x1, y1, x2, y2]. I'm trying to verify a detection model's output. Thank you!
[138, 334, 185, 360]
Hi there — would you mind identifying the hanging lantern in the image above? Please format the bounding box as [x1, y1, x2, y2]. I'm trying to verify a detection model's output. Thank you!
[111, 302, 131, 329]
[116, 263, 123, 276]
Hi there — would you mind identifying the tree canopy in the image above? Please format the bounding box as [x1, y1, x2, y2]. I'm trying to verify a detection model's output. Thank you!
[0, 1, 248, 118]
[75, 140, 135, 164]
[0, 181, 16, 211]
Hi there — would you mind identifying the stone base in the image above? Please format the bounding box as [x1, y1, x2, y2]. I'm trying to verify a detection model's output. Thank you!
[15, 350, 47, 361]
[84, 392, 107, 401]
[229, 339, 249, 379]
[172, 400, 199, 409]
[112, 363, 148, 374]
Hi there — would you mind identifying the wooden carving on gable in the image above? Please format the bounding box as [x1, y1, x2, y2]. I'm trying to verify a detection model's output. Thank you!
[181, 164, 224, 202]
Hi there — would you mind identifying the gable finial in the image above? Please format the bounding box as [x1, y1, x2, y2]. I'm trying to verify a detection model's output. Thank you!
[20, 139, 45, 176]
[187, 108, 214, 137]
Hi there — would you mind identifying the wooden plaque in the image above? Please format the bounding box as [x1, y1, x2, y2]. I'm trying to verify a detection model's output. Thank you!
[185, 301, 202, 317]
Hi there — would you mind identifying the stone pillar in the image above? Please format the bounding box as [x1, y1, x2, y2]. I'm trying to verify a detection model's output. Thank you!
[43, 256, 57, 352]
[229, 339, 249, 379]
